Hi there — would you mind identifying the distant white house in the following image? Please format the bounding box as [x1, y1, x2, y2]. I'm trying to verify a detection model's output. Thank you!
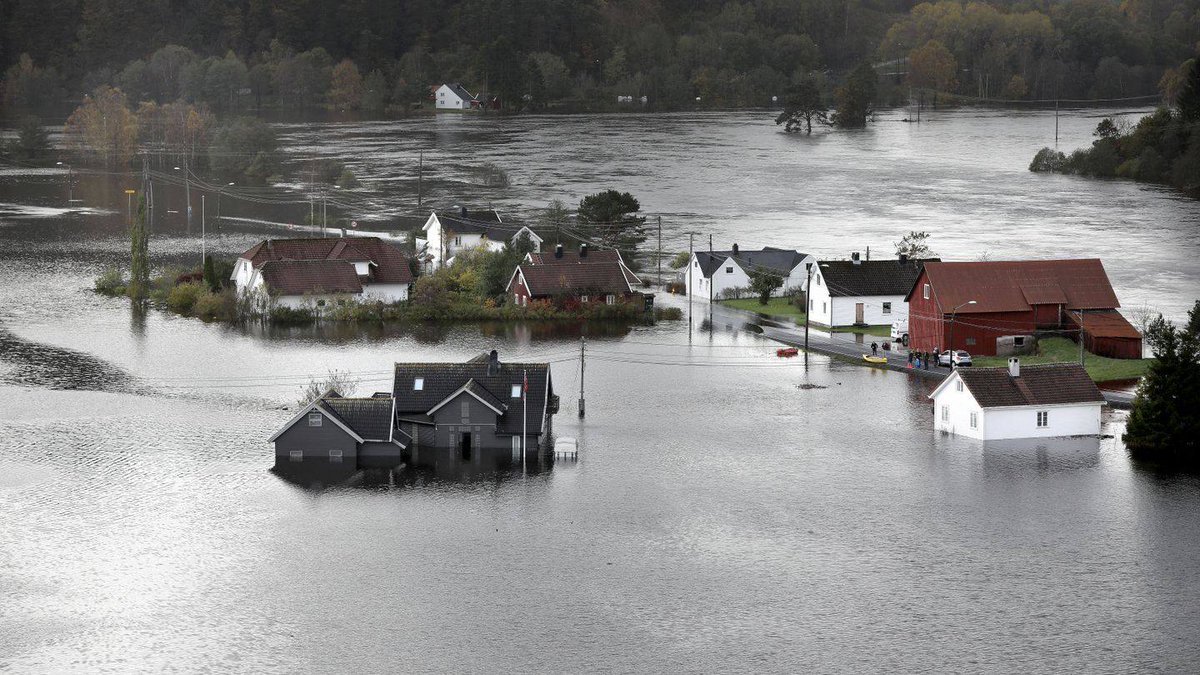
[418, 208, 542, 270]
[807, 254, 932, 327]
[435, 83, 475, 110]
[685, 245, 814, 302]
[929, 359, 1106, 440]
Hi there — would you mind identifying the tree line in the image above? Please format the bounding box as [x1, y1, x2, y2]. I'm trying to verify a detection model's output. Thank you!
[4, 0, 1197, 118]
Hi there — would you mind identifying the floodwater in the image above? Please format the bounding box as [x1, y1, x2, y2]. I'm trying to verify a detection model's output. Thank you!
[2, 109, 1200, 672]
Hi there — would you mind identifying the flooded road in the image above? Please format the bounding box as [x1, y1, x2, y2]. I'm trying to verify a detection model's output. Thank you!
[3, 109, 1200, 671]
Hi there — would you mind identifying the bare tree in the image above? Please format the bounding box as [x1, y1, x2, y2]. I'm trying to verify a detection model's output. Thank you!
[298, 369, 359, 407]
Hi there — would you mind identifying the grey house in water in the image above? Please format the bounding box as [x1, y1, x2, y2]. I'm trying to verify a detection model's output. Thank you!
[270, 351, 557, 470]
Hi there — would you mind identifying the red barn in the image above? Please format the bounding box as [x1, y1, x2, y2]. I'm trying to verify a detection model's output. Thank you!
[904, 259, 1142, 359]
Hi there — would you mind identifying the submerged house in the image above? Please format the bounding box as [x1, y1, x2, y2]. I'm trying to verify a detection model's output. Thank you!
[929, 358, 1106, 440]
[269, 392, 406, 469]
[232, 237, 414, 308]
[685, 244, 814, 301]
[418, 208, 543, 270]
[507, 243, 643, 306]
[434, 83, 476, 109]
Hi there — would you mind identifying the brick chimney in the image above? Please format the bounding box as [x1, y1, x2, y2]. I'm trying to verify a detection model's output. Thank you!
[555, 243, 563, 259]
[851, 252, 861, 265]
[580, 243, 588, 258]
[732, 243, 739, 255]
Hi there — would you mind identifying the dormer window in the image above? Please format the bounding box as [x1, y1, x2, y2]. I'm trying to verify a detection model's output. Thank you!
[414, 377, 424, 391]
[511, 384, 521, 398]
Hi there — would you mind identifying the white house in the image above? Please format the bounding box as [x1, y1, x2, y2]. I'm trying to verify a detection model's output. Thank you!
[807, 254, 931, 327]
[232, 237, 414, 309]
[685, 245, 814, 302]
[434, 83, 475, 110]
[419, 208, 543, 270]
[929, 359, 1106, 440]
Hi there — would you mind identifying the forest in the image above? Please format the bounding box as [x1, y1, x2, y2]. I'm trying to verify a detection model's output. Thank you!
[2, 0, 1199, 117]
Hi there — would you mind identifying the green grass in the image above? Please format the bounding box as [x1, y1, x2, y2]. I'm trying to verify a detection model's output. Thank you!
[973, 336, 1151, 383]
[833, 325, 893, 338]
[720, 297, 807, 322]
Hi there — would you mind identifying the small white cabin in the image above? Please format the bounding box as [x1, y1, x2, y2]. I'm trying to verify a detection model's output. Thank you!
[435, 83, 475, 110]
[929, 359, 1106, 440]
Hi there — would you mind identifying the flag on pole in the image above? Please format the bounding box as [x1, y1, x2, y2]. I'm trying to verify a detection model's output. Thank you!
[521, 369, 528, 462]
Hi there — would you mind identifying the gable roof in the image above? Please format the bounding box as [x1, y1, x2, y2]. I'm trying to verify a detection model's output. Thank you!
[320, 396, 395, 442]
[239, 237, 414, 285]
[258, 259, 363, 296]
[432, 211, 543, 244]
[694, 247, 809, 278]
[946, 363, 1106, 408]
[426, 378, 509, 416]
[510, 260, 639, 297]
[817, 258, 935, 297]
[267, 393, 365, 443]
[392, 356, 553, 435]
[1070, 309, 1142, 339]
[909, 260, 1120, 313]
[442, 82, 474, 101]
[527, 248, 624, 265]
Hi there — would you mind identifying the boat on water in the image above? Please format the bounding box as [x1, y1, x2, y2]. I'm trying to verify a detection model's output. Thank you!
[777, 347, 799, 357]
[862, 354, 888, 364]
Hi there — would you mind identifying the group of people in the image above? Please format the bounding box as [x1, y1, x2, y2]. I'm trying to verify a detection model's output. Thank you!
[907, 348, 940, 369]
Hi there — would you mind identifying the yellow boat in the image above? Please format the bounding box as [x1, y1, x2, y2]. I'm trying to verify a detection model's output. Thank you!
[862, 354, 888, 364]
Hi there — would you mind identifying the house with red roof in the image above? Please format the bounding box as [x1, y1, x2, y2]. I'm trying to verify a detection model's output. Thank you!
[232, 237, 414, 309]
[506, 244, 643, 307]
[905, 259, 1141, 359]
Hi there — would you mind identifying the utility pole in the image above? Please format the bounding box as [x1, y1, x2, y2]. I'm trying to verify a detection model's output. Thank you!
[1079, 309, 1085, 366]
[201, 194, 206, 265]
[322, 194, 327, 237]
[184, 159, 191, 230]
[657, 215, 662, 286]
[688, 233, 694, 343]
[417, 150, 423, 209]
[310, 195, 315, 235]
[708, 234, 714, 307]
[1055, 98, 1060, 148]
[804, 262, 812, 360]
[578, 337, 585, 418]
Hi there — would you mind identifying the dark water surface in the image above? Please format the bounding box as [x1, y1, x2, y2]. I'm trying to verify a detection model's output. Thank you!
[3, 109, 1200, 672]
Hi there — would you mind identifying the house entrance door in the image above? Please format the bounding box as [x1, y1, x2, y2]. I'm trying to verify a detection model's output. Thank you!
[855, 303, 865, 324]
[459, 432, 472, 462]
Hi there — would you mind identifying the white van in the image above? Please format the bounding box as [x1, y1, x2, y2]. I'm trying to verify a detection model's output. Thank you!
[890, 317, 909, 344]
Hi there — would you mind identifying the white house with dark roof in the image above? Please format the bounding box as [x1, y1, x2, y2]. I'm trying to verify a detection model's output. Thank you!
[807, 253, 934, 328]
[434, 83, 475, 110]
[929, 359, 1106, 440]
[685, 244, 814, 302]
[419, 208, 542, 270]
[233, 237, 414, 309]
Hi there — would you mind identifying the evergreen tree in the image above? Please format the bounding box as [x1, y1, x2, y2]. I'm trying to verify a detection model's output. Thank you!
[1123, 315, 1200, 465]
[577, 190, 647, 269]
[1187, 300, 1200, 335]
[832, 62, 877, 129]
[128, 195, 150, 300]
[1176, 57, 1200, 123]
[203, 255, 219, 293]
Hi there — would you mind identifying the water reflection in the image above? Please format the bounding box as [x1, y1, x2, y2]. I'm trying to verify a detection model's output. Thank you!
[238, 318, 634, 345]
[272, 446, 555, 490]
[981, 436, 1103, 477]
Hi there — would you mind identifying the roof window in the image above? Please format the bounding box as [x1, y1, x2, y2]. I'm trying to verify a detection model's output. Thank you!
[511, 384, 521, 398]
[414, 377, 424, 391]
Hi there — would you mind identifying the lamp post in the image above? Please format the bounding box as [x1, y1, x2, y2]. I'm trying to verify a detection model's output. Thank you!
[124, 189, 136, 224]
[56, 161, 73, 202]
[947, 299, 977, 368]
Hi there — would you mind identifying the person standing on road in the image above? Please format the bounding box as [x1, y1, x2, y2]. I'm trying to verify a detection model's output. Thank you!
[871, 342, 878, 356]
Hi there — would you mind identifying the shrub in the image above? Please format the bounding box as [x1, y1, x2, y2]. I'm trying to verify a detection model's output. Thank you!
[95, 268, 126, 296]
[193, 290, 234, 321]
[167, 283, 204, 314]
[655, 306, 684, 320]
[270, 305, 316, 324]
[1029, 147, 1066, 172]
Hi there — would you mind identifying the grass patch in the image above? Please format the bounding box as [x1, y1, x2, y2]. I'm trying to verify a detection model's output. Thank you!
[833, 324, 892, 338]
[974, 336, 1151, 383]
[720, 297, 806, 322]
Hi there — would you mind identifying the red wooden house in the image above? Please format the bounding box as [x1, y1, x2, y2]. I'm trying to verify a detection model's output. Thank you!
[904, 259, 1142, 359]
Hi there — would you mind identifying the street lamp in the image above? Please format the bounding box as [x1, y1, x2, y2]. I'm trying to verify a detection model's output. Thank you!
[56, 161, 74, 202]
[947, 300, 977, 368]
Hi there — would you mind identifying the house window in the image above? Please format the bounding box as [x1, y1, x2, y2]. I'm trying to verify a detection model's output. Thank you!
[1037, 411, 1049, 427]
[955, 380, 963, 392]
[511, 384, 521, 398]
[809, 299, 813, 311]
[308, 412, 323, 427]
[882, 302, 892, 314]
[816, 275, 821, 286]
[454, 236, 461, 245]
[923, 283, 930, 300]
[941, 405, 949, 421]
[1014, 336, 1025, 347]
[965, 337, 976, 346]
[726, 266, 733, 273]
[413, 377, 424, 391]
[969, 412, 978, 429]
[461, 401, 470, 418]
[580, 295, 589, 303]
[329, 449, 343, 463]
[822, 302, 827, 313]
[606, 294, 615, 305]
[289, 450, 303, 462]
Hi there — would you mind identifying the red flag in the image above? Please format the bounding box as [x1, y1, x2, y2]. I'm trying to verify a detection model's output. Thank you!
[522, 371, 528, 395]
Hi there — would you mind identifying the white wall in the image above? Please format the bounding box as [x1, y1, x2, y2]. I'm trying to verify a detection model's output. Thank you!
[805, 269, 906, 327]
[981, 404, 1102, 440]
[361, 283, 409, 303]
[807, 273, 833, 325]
[687, 253, 814, 302]
[232, 257, 255, 294]
[932, 372, 986, 439]
[435, 85, 468, 109]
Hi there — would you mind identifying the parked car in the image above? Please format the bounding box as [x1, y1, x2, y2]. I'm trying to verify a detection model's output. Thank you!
[938, 350, 973, 367]
[890, 318, 909, 345]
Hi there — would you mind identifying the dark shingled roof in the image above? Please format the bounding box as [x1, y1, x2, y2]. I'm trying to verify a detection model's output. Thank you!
[955, 363, 1106, 408]
[818, 258, 936, 297]
[239, 237, 414, 285]
[320, 396, 394, 441]
[258, 260, 363, 295]
[512, 261, 639, 297]
[910, 259, 1120, 313]
[695, 247, 809, 278]
[527, 248, 623, 265]
[393, 357, 553, 435]
[444, 82, 474, 101]
[435, 211, 540, 243]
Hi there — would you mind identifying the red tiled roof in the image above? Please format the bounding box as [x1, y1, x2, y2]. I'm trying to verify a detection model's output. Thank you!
[913, 260, 1121, 313]
[955, 363, 1107, 408]
[511, 261, 639, 296]
[239, 237, 413, 284]
[1070, 309, 1142, 339]
[528, 249, 623, 265]
[258, 260, 363, 296]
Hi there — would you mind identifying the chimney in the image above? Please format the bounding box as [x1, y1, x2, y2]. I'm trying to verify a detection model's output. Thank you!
[732, 243, 739, 255]
[488, 349, 500, 376]
[866, 246, 870, 261]
[580, 243, 588, 258]
[555, 243, 563, 259]
[899, 253, 908, 267]
[851, 252, 861, 265]
[1008, 357, 1020, 378]
[460, 205, 468, 218]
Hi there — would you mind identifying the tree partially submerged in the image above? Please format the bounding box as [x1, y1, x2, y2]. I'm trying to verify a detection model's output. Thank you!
[128, 195, 151, 300]
[1123, 313, 1200, 466]
[832, 62, 877, 129]
[775, 78, 827, 134]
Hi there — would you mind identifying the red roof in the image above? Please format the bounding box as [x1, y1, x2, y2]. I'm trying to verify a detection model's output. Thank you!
[240, 237, 413, 284]
[1069, 309, 1142, 339]
[510, 261, 640, 297]
[258, 260, 364, 296]
[527, 249, 623, 265]
[912, 260, 1121, 313]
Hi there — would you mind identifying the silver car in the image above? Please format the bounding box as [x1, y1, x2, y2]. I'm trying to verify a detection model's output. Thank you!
[938, 350, 973, 367]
